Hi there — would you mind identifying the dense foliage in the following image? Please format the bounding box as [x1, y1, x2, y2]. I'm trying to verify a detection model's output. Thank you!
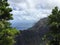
[44, 7, 60, 45]
[0, 0, 19, 45]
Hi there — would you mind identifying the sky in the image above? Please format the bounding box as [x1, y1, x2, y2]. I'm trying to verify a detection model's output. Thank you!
[8, 0, 60, 30]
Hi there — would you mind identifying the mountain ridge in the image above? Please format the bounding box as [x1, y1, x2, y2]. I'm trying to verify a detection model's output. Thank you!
[15, 17, 49, 45]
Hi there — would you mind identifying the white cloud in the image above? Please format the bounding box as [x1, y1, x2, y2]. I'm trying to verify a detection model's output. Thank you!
[8, 0, 60, 30]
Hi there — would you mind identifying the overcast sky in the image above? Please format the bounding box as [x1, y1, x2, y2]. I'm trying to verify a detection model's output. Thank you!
[8, 0, 60, 30]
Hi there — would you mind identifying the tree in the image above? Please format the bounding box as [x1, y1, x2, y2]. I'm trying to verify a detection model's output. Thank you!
[0, 0, 19, 45]
[43, 7, 60, 45]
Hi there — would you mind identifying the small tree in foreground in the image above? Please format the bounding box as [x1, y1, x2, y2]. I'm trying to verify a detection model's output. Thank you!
[43, 7, 60, 45]
[0, 0, 19, 45]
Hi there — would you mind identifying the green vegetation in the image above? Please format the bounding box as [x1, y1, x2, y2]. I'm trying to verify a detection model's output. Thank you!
[0, 0, 19, 45]
[44, 7, 60, 45]
[0, 0, 60, 45]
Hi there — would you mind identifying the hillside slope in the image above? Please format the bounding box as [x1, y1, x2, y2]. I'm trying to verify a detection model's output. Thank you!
[15, 17, 49, 45]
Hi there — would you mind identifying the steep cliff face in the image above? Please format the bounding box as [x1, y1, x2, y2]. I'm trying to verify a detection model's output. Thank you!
[15, 18, 49, 45]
